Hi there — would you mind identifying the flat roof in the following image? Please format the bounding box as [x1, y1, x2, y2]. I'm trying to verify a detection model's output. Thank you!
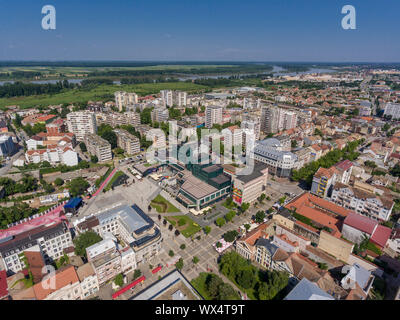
[180, 175, 218, 199]
[131, 269, 202, 300]
[97, 205, 152, 235]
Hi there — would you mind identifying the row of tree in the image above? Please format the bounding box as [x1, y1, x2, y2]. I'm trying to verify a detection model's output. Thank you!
[291, 139, 363, 187]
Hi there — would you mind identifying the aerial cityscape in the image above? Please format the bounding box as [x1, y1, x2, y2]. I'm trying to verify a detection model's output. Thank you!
[0, 0, 399, 308]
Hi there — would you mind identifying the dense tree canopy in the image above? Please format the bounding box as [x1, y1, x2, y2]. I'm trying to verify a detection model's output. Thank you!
[73, 231, 102, 258]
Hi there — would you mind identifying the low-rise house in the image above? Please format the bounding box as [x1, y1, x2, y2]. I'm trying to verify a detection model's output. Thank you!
[76, 263, 100, 299]
[340, 263, 375, 300]
[33, 265, 82, 300]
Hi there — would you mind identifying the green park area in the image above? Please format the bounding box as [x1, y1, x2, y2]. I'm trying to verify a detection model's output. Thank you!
[150, 194, 180, 213]
[165, 215, 201, 238]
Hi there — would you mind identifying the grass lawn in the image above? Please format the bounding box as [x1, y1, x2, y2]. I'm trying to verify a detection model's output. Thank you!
[150, 194, 180, 213]
[165, 215, 201, 238]
[104, 171, 124, 191]
[190, 273, 213, 300]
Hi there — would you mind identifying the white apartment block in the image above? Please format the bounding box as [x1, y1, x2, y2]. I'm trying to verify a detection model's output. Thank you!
[161, 90, 174, 107]
[241, 119, 261, 140]
[67, 112, 97, 141]
[283, 111, 298, 130]
[0, 222, 73, 275]
[114, 129, 140, 155]
[151, 107, 169, 123]
[84, 133, 112, 163]
[331, 183, 394, 221]
[96, 112, 141, 128]
[115, 91, 139, 111]
[160, 90, 187, 107]
[205, 105, 223, 129]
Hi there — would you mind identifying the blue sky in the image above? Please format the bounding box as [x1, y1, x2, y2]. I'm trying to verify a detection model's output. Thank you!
[0, 0, 399, 62]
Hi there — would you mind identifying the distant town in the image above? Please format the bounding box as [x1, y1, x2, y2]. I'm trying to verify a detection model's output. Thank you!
[1, 63, 400, 301]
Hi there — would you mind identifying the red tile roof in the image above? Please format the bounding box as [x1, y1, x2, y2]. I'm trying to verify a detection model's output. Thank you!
[344, 213, 378, 235]
[33, 265, 79, 300]
[370, 225, 392, 249]
[335, 159, 353, 171]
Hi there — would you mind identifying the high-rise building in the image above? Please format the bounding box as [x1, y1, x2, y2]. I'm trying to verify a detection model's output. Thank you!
[241, 118, 261, 140]
[66, 112, 97, 141]
[160, 90, 174, 107]
[205, 106, 223, 129]
[283, 111, 298, 130]
[160, 90, 187, 107]
[115, 91, 139, 111]
[261, 106, 280, 133]
[175, 91, 187, 107]
[0, 135, 15, 157]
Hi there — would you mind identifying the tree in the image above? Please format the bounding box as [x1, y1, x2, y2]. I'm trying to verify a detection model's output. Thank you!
[240, 203, 250, 213]
[225, 211, 236, 222]
[91, 155, 98, 164]
[114, 274, 124, 287]
[244, 224, 251, 231]
[68, 177, 90, 197]
[101, 130, 118, 149]
[223, 230, 239, 243]
[255, 211, 266, 224]
[216, 217, 226, 227]
[291, 140, 298, 148]
[206, 274, 224, 299]
[133, 269, 142, 280]
[258, 193, 266, 203]
[192, 256, 199, 264]
[218, 283, 239, 300]
[175, 258, 184, 270]
[180, 244, 186, 250]
[114, 147, 124, 155]
[236, 269, 256, 289]
[54, 178, 64, 187]
[79, 142, 87, 152]
[169, 250, 175, 257]
[73, 231, 102, 258]
[203, 226, 211, 235]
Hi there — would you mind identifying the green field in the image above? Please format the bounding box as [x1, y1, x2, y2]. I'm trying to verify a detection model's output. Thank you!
[166, 215, 201, 238]
[0, 82, 207, 109]
[150, 194, 180, 213]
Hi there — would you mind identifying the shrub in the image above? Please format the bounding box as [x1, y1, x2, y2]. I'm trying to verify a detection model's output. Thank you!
[114, 274, 124, 287]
